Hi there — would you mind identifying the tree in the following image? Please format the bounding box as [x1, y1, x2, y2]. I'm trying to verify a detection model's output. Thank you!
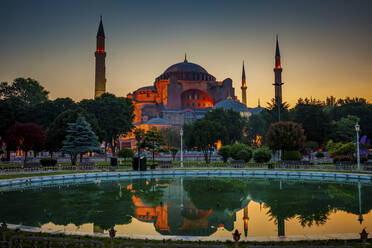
[45, 108, 102, 156]
[328, 97, 372, 139]
[169, 146, 179, 161]
[184, 119, 227, 163]
[61, 117, 100, 165]
[291, 98, 330, 144]
[25, 97, 76, 128]
[159, 128, 180, 148]
[5, 123, 46, 165]
[79, 93, 134, 156]
[117, 148, 134, 162]
[204, 108, 245, 145]
[0, 78, 49, 105]
[243, 114, 266, 147]
[218, 145, 231, 162]
[133, 128, 145, 159]
[266, 121, 306, 151]
[328, 115, 360, 142]
[140, 127, 167, 166]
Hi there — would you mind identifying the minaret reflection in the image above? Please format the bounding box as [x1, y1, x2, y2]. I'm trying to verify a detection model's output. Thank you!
[358, 181, 364, 224]
[243, 204, 249, 237]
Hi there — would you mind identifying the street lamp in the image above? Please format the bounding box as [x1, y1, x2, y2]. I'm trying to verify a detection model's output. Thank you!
[355, 122, 360, 171]
[180, 128, 183, 168]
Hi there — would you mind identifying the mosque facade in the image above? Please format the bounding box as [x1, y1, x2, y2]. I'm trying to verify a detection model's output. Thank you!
[126, 55, 236, 127]
[93, 18, 284, 143]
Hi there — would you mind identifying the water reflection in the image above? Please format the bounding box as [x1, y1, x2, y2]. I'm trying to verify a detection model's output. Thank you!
[1, 177, 371, 238]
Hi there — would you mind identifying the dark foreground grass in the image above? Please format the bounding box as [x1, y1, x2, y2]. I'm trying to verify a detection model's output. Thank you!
[3, 229, 370, 247]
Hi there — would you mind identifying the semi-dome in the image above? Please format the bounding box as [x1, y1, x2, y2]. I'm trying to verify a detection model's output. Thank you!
[144, 117, 170, 125]
[213, 99, 251, 118]
[156, 57, 216, 82]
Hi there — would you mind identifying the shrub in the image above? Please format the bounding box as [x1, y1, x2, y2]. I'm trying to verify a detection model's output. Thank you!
[0, 149, 4, 155]
[333, 155, 353, 163]
[281, 150, 301, 161]
[230, 143, 249, 160]
[315, 152, 324, 159]
[218, 145, 231, 162]
[326, 140, 355, 156]
[236, 148, 252, 162]
[40, 158, 57, 167]
[253, 147, 272, 163]
[117, 148, 134, 160]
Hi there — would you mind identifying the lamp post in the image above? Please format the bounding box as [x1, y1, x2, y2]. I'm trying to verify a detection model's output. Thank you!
[180, 128, 183, 168]
[355, 122, 360, 171]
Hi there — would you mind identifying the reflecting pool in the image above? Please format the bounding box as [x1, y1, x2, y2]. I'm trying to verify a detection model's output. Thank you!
[1, 176, 372, 240]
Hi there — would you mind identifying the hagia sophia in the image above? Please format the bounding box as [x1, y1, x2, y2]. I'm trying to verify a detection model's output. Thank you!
[94, 17, 284, 148]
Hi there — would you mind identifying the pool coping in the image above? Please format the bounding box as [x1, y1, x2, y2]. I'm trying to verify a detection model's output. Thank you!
[1, 170, 371, 189]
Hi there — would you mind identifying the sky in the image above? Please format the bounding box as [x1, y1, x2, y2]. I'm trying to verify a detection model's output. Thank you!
[1, 0, 371, 107]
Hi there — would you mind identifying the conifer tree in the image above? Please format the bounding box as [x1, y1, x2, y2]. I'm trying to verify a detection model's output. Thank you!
[61, 116, 100, 165]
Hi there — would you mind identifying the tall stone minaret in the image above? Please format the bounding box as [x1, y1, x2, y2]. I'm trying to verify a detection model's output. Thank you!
[94, 16, 106, 99]
[273, 35, 283, 106]
[241, 61, 247, 105]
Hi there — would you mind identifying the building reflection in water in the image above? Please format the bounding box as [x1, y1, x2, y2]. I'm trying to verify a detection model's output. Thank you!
[1, 176, 371, 239]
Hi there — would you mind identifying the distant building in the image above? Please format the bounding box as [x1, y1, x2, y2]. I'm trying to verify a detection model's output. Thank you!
[127, 55, 235, 127]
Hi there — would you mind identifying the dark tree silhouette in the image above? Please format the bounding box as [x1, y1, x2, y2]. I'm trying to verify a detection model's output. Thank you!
[5, 123, 46, 165]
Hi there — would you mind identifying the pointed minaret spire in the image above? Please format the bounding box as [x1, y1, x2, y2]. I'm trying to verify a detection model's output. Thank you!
[275, 34, 280, 57]
[97, 15, 105, 37]
[258, 98, 261, 107]
[184, 53, 188, 63]
[241, 60, 247, 106]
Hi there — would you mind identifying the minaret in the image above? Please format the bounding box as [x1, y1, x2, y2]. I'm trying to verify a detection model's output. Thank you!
[241, 61, 247, 105]
[94, 16, 106, 99]
[273, 35, 283, 106]
[243, 204, 249, 237]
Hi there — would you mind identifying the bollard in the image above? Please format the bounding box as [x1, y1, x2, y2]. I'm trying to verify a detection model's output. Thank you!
[109, 227, 116, 248]
[232, 229, 241, 248]
[1, 222, 7, 242]
[360, 228, 368, 244]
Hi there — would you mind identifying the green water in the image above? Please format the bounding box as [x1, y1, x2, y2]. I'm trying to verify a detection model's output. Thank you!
[1, 177, 371, 239]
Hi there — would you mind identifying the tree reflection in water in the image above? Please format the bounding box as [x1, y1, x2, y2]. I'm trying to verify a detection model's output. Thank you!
[1, 176, 371, 237]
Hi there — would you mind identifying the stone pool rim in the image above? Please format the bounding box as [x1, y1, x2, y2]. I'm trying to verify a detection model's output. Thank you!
[1, 169, 372, 189]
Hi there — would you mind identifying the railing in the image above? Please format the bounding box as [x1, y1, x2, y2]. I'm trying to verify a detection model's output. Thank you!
[8, 235, 105, 248]
[0, 223, 228, 248]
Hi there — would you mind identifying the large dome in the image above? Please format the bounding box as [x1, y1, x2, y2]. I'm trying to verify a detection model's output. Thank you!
[156, 59, 216, 82]
[164, 62, 208, 74]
